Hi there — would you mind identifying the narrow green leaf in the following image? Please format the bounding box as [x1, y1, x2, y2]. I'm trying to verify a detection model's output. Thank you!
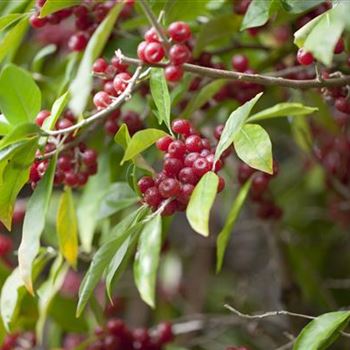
[114, 123, 131, 149]
[280, 0, 325, 13]
[69, 2, 123, 115]
[0, 13, 24, 32]
[18, 155, 57, 293]
[214, 92, 263, 164]
[216, 180, 251, 272]
[43, 91, 70, 131]
[293, 311, 350, 350]
[241, 0, 272, 30]
[150, 68, 171, 131]
[294, 15, 323, 48]
[247, 103, 318, 122]
[40, 0, 81, 17]
[234, 124, 273, 174]
[32, 44, 57, 73]
[180, 79, 227, 117]
[0, 123, 40, 149]
[0, 64, 41, 125]
[121, 129, 168, 163]
[134, 214, 162, 308]
[186, 171, 219, 237]
[57, 187, 78, 267]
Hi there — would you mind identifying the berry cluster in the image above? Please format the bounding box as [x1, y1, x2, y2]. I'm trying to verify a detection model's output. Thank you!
[137, 21, 192, 82]
[63, 319, 173, 350]
[0, 332, 36, 350]
[30, 0, 134, 52]
[238, 162, 282, 221]
[30, 110, 98, 189]
[138, 119, 226, 216]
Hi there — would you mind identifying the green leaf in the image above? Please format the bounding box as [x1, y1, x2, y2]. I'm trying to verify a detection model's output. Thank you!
[294, 15, 323, 48]
[0, 138, 38, 230]
[150, 68, 171, 131]
[0, 123, 40, 149]
[216, 180, 251, 272]
[280, 0, 325, 13]
[69, 2, 123, 115]
[40, 0, 81, 17]
[43, 91, 70, 131]
[194, 14, 240, 56]
[36, 257, 68, 342]
[186, 171, 218, 237]
[114, 123, 131, 149]
[241, 0, 272, 30]
[121, 129, 168, 164]
[32, 44, 57, 73]
[77, 207, 148, 316]
[293, 311, 350, 350]
[0, 13, 25, 32]
[180, 79, 227, 118]
[247, 103, 318, 122]
[0, 64, 41, 125]
[291, 113, 312, 152]
[164, 0, 210, 24]
[77, 151, 110, 253]
[214, 92, 263, 164]
[18, 155, 57, 293]
[56, 187, 78, 268]
[98, 182, 138, 220]
[234, 124, 273, 174]
[134, 214, 162, 308]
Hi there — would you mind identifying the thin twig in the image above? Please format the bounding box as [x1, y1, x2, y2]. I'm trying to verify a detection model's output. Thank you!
[120, 55, 350, 89]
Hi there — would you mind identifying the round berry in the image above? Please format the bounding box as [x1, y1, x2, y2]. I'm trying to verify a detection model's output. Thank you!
[178, 167, 198, 185]
[30, 163, 41, 182]
[122, 111, 143, 135]
[156, 136, 174, 152]
[77, 172, 89, 186]
[30, 13, 48, 28]
[178, 183, 194, 204]
[0, 235, 13, 257]
[68, 32, 88, 51]
[193, 158, 210, 177]
[334, 38, 344, 54]
[238, 163, 255, 184]
[158, 178, 181, 198]
[144, 27, 159, 43]
[231, 54, 249, 72]
[165, 65, 184, 82]
[137, 41, 148, 62]
[144, 186, 162, 207]
[168, 140, 186, 158]
[111, 56, 129, 72]
[104, 80, 117, 97]
[56, 118, 74, 130]
[155, 321, 174, 344]
[296, 48, 314, 66]
[171, 119, 191, 135]
[163, 158, 183, 176]
[57, 155, 72, 171]
[185, 135, 203, 152]
[168, 21, 191, 43]
[144, 42, 165, 63]
[64, 171, 79, 187]
[251, 173, 270, 195]
[104, 119, 119, 135]
[160, 200, 177, 216]
[93, 91, 112, 109]
[184, 152, 200, 167]
[92, 58, 108, 74]
[138, 176, 154, 193]
[206, 154, 222, 172]
[82, 149, 97, 167]
[35, 110, 51, 126]
[37, 161, 48, 177]
[335, 97, 350, 113]
[113, 72, 131, 95]
[169, 44, 191, 65]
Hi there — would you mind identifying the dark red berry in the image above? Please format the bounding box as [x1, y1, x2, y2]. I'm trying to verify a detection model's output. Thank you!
[171, 119, 191, 135]
[82, 149, 97, 167]
[155, 321, 174, 344]
[169, 44, 191, 65]
[335, 97, 350, 113]
[184, 152, 200, 167]
[56, 118, 74, 130]
[178, 183, 194, 204]
[160, 200, 177, 216]
[156, 136, 174, 152]
[113, 72, 131, 95]
[297, 48, 314, 66]
[138, 176, 155, 193]
[144, 42, 165, 63]
[92, 58, 108, 74]
[168, 140, 186, 158]
[163, 158, 183, 176]
[104, 80, 117, 96]
[214, 124, 224, 140]
[231, 54, 249, 72]
[68, 32, 88, 51]
[165, 65, 184, 82]
[77, 172, 89, 186]
[144, 187, 162, 207]
[185, 135, 203, 152]
[158, 178, 181, 198]
[193, 158, 210, 177]
[104, 119, 119, 135]
[93, 91, 112, 109]
[144, 27, 159, 43]
[0, 235, 13, 257]
[35, 110, 51, 126]
[168, 21, 191, 43]
[178, 167, 198, 185]
[217, 176, 225, 192]
[64, 171, 79, 187]
[238, 163, 255, 184]
[334, 38, 344, 54]
[122, 111, 143, 135]
[251, 173, 270, 195]
[30, 13, 47, 28]
[57, 155, 72, 171]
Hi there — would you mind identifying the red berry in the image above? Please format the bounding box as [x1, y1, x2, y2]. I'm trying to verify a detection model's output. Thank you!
[93, 91, 112, 109]
[163, 158, 183, 176]
[54, 170, 65, 185]
[231, 54, 249, 72]
[92, 58, 108, 74]
[137, 41, 148, 62]
[138, 176, 155, 193]
[30, 163, 41, 182]
[68, 32, 88, 51]
[184, 152, 200, 167]
[113, 72, 131, 95]
[154, 172, 167, 186]
[165, 65, 183, 82]
[206, 154, 222, 172]
[156, 136, 174, 152]
[178, 167, 198, 185]
[168, 140, 186, 158]
[155, 322, 174, 344]
[82, 149, 97, 167]
[171, 119, 191, 135]
[30, 13, 47, 28]
[104, 80, 117, 97]
[144, 186, 162, 207]
[65, 171, 79, 187]
[168, 21, 191, 43]
[122, 111, 143, 135]
[104, 119, 119, 135]
[178, 183, 194, 204]
[334, 38, 344, 54]
[214, 124, 224, 140]
[185, 135, 203, 152]
[238, 163, 255, 184]
[144, 27, 159, 43]
[0, 235, 13, 257]
[107, 319, 125, 337]
[251, 173, 270, 195]
[57, 155, 72, 171]
[35, 110, 51, 126]
[111, 56, 129, 72]
[160, 200, 177, 216]
[193, 158, 210, 177]
[217, 176, 225, 192]
[169, 44, 191, 65]
[335, 97, 350, 113]
[37, 161, 48, 177]
[144, 42, 165, 63]
[77, 172, 89, 186]
[297, 48, 314, 66]
[158, 178, 181, 198]
[56, 118, 74, 130]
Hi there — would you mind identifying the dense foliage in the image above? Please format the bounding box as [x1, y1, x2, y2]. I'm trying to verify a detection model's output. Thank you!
[0, 0, 350, 349]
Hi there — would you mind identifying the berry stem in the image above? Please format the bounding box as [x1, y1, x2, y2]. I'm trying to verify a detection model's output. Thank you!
[119, 55, 350, 89]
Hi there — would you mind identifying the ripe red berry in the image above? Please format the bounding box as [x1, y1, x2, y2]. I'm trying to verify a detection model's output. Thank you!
[334, 38, 344, 54]
[122, 111, 143, 135]
[178, 183, 194, 204]
[163, 158, 183, 176]
[56, 118, 74, 130]
[104, 80, 117, 96]
[144, 27, 159, 43]
[82, 149, 97, 166]
[155, 321, 174, 344]
[178, 167, 198, 185]
[57, 155, 72, 171]
[0, 235, 13, 257]
[168, 21, 191, 43]
[206, 154, 222, 172]
[68, 32, 88, 51]
[30, 163, 41, 182]
[193, 158, 210, 177]
[231, 54, 249, 72]
[35, 110, 51, 126]
[296, 48, 314, 66]
[137, 41, 148, 62]
[30, 13, 47, 28]
[171, 119, 191, 135]
[107, 319, 125, 337]
[217, 176, 225, 192]
[93, 91, 112, 109]
[158, 178, 181, 198]
[238, 163, 255, 184]
[251, 173, 270, 195]
[65, 171, 79, 187]
[138, 176, 155, 193]
[168, 140, 186, 158]
[77, 172, 89, 186]
[161, 200, 177, 216]
[335, 97, 350, 113]
[169, 44, 191, 65]
[184, 152, 200, 167]
[144, 42, 165, 63]
[156, 136, 174, 152]
[104, 119, 119, 135]
[92, 58, 108, 74]
[144, 186, 162, 207]
[113, 72, 131, 95]
[37, 161, 48, 177]
[165, 65, 184, 82]
[111, 56, 129, 72]
[185, 135, 203, 152]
